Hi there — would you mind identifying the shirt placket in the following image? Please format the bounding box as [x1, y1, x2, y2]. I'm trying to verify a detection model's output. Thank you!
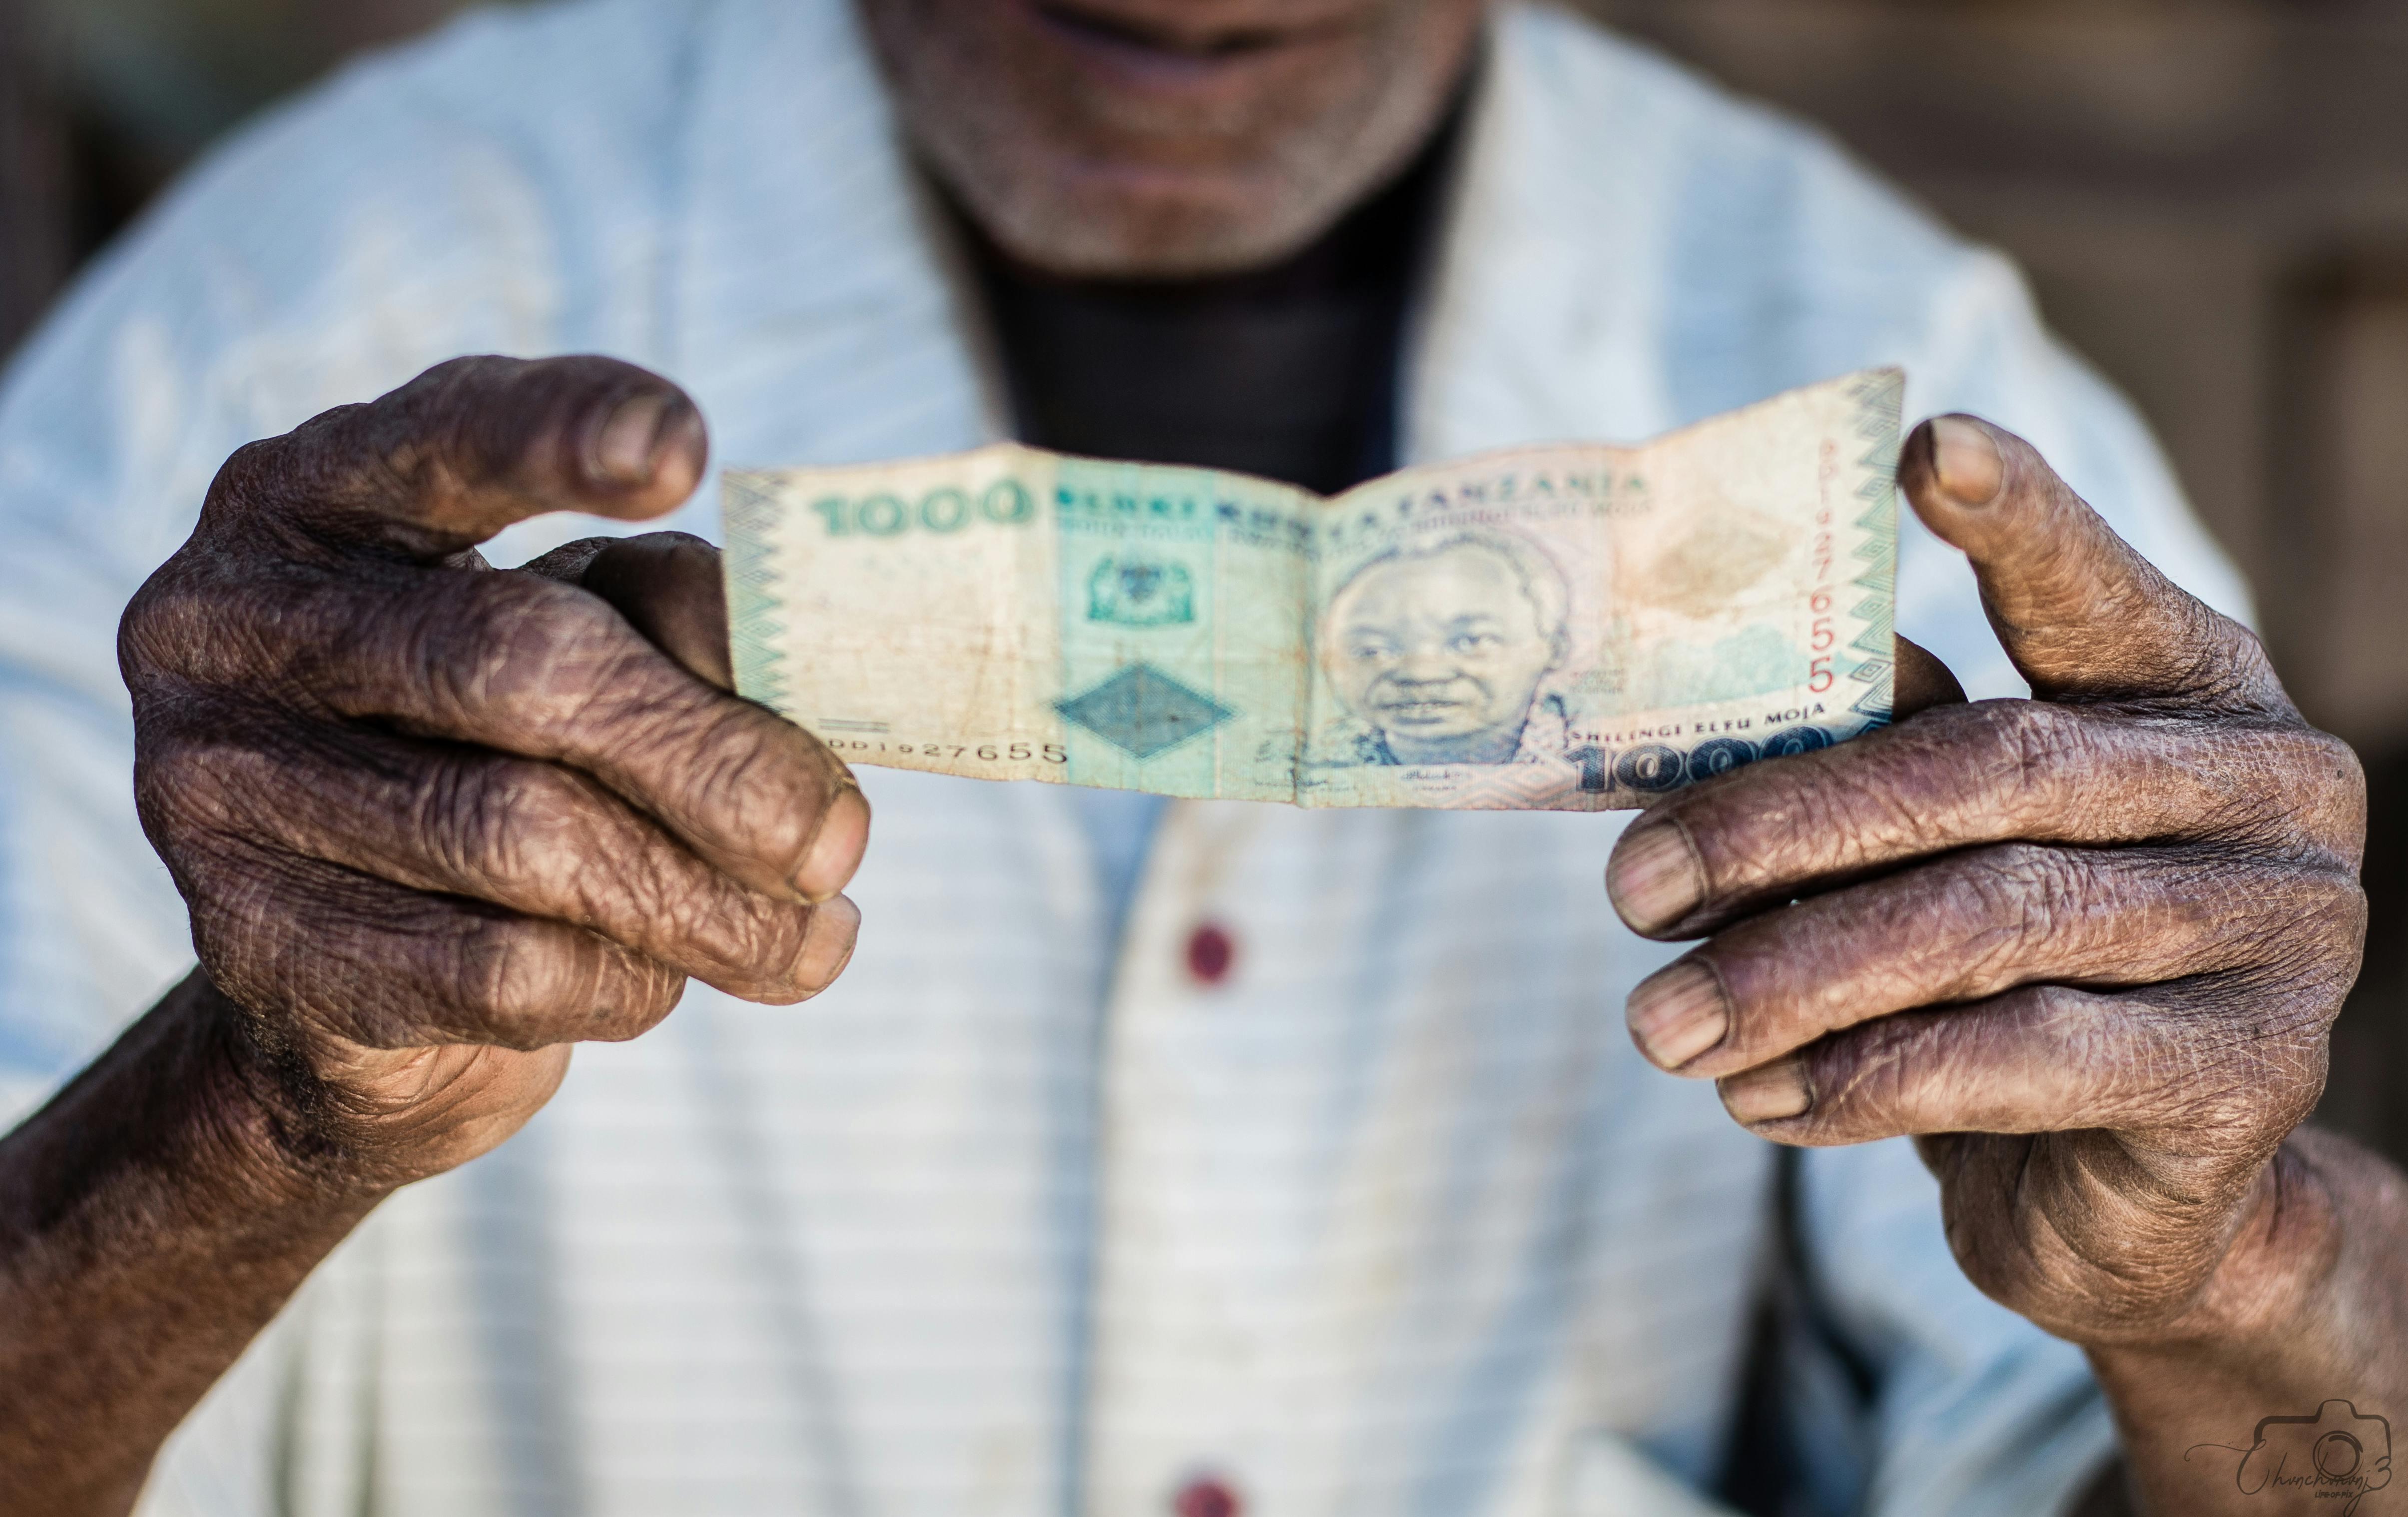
[1081, 797, 1290, 1517]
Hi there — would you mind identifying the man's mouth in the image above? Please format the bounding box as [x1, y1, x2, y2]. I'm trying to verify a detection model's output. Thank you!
[1023, 1, 1359, 84]
[1030, 2, 1294, 59]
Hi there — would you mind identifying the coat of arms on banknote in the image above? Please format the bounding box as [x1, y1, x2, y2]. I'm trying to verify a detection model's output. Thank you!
[722, 368, 1901, 811]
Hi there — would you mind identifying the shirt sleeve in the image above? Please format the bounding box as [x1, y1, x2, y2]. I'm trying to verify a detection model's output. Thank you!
[1786, 1139, 2118, 1517]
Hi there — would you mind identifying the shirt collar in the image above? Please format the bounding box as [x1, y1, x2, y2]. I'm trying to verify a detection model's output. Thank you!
[1405, 6, 1681, 466]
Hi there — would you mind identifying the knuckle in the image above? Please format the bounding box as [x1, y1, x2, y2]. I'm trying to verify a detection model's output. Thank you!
[1970, 699, 2089, 806]
[1796, 1016, 1934, 1142]
[2158, 1003, 2322, 1134]
[447, 911, 682, 1049]
[2262, 864, 2365, 960]
[120, 555, 259, 691]
[133, 725, 232, 825]
[132, 718, 298, 864]
[571, 828, 698, 943]
[449, 913, 586, 1048]
[188, 860, 425, 1052]
[390, 353, 670, 498]
[2283, 726, 2370, 862]
[199, 434, 306, 524]
[183, 864, 288, 1004]
[261, 404, 431, 526]
[410, 756, 503, 882]
[2175, 612, 2285, 715]
[416, 576, 628, 734]
[659, 706, 829, 866]
[1947, 843, 2083, 982]
[2142, 838, 2369, 999]
[118, 571, 193, 681]
[697, 897, 816, 996]
[1682, 758, 1877, 897]
[411, 757, 586, 891]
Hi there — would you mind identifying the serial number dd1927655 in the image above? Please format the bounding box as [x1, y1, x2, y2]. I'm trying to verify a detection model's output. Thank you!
[815, 736, 1070, 764]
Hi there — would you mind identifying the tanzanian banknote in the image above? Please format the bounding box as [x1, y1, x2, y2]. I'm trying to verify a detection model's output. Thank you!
[721, 369, 1901, 810]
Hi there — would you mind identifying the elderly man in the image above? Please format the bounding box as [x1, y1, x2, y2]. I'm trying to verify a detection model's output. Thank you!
[0, 1, 2396, 1515]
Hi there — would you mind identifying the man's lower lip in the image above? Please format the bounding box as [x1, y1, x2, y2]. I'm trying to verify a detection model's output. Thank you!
[1023, 2, 1337, 87]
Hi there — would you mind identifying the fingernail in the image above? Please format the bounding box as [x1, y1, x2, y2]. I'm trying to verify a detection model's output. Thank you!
[792, 892, 862, 990]
[1721, 1057, 1813, 1125]
[590, 393, 670, 485]
[1608, 821, 1705, 934]
[1929, 416, 2005, 508]
[1626, 960, 1730, 1070]
[794, 784, 871, 902]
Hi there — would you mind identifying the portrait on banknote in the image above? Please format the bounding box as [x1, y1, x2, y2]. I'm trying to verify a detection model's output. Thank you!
[1314, 528, 1573, 768]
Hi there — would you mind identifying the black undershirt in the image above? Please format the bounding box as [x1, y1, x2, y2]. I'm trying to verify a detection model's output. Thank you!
[962, 109, 1461, 496]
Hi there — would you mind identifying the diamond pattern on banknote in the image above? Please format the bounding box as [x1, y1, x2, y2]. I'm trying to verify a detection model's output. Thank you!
[1056, 664, 1234, 759]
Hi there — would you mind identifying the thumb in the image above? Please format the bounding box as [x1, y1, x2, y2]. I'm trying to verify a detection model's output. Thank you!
[222, 355, 707, 562]
[1892, 634, 1966, 720]
[1899, 415, 2284, 712]
[519, 531, 734, 692]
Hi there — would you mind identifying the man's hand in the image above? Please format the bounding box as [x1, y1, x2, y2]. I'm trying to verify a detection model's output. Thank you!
[1606, 413, 2370, 1342]
[5, 355, 870, 1516]
[121, 354, 867, 1190]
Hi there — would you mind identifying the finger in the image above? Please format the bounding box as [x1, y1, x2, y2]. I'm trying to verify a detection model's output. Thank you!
[524, 532, 734, 691]
[190, 848, 688, 1052]
[169, 716, 853, 1004]
[1719, 983, 2323, 1331]
[1709, 982, 2326, 1156]
[1622, 841, 2361, 1077]
[1604, 699, 2360, 938]
[1900, 415, 2286, 713]
[206, 355, 708, 561]
[1892, 634, 1967, 720]
[189, 566, 869, 904]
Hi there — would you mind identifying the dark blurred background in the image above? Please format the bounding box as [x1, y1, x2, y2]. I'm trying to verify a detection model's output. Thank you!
[3, 0, 2403, 1165]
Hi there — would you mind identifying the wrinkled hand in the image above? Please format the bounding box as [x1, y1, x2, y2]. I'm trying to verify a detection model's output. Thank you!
[121, 356, 867, 1190]
[1606, 415, 2367, 1344]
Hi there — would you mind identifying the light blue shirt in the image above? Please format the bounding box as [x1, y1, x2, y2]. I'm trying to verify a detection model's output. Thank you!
[0, 2, 2253, 1514]
[1071, 789, 1171, 950]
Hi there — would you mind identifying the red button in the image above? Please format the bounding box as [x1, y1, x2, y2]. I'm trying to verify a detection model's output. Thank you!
[1185, 922, 1235, 985]
[1174, 1477, 1241, 1517]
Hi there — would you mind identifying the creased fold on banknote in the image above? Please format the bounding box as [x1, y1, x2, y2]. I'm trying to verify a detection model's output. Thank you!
[721, 368, 1901, 811]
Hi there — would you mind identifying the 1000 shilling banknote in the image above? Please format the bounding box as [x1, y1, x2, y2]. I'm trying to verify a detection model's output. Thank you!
[721, 369, 1902, 811]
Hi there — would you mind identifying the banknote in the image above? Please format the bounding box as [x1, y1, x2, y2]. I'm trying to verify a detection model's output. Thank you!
[721, 368, 1901, 811]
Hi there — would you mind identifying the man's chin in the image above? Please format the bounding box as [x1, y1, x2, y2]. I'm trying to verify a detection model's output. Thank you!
[865, 0, 1484, 282]
[947, 163, 1352, 280]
